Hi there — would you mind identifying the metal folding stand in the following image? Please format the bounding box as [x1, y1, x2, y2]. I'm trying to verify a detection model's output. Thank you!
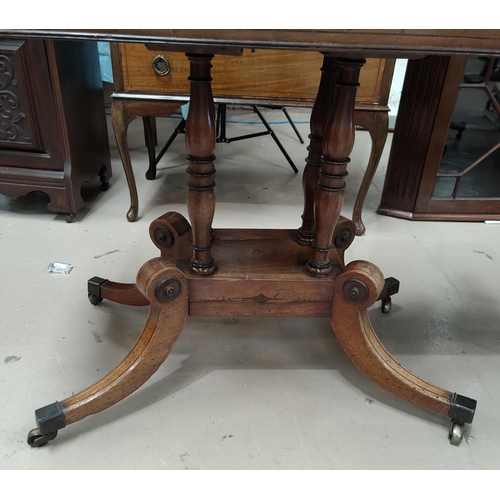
[153, 117, 187, 169]
[153, 104, 303, 173]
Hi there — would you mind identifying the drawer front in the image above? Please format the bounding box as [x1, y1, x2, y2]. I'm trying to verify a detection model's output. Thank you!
[117, 44, 388, 105]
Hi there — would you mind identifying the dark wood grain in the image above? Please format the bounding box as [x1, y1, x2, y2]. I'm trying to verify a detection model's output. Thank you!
[306, 59, 364, 276]
[297, 55, 338, 244]
[3, 30, 500, 57]
[185, 54, 217, 275]
[378, 56, 451, 216]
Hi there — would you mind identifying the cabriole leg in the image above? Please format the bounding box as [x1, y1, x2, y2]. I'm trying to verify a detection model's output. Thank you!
[111, 99, 140, 222]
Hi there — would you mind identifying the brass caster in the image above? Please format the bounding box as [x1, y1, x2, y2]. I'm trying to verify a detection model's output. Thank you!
[381, 297, 392, 314]
[88, 293, 103, 306]
[27, 428, 58, 448]
[449, 421, 464, 446]
[88, 277, 108, 305]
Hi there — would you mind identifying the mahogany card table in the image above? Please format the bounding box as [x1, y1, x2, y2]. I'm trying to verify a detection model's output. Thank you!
[2, 30, 500, 447]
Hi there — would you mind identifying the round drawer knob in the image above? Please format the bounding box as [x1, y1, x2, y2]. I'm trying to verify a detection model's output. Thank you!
[152, 55, 171, 76]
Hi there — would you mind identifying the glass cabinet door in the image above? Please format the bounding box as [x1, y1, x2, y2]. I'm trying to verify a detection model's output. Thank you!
[433, 57, 500, 199]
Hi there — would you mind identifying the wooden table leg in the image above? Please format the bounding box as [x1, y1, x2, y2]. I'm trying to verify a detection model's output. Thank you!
[113, 100, 185, 221]
[111, 99, 140, 222]
[297, 55, 338, 245]
[352, 111, 389, 236]
[185, 53, 217, 276]
[305, 58, 365, 276]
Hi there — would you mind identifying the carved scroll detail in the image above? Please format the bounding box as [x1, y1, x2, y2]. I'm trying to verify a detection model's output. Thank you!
[0, 54, 31, 143]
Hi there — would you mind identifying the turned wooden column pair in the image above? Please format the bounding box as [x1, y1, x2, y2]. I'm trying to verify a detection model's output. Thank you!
[185, 53, 364, 277]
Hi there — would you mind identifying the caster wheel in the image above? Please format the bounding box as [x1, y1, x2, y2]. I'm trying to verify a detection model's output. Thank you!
[65, 213, 76, 223]
[449, 421, 464, 446]
[27, 428, 57, 448]
[381, 297, 392, 314]
[88, 293, 103, 306]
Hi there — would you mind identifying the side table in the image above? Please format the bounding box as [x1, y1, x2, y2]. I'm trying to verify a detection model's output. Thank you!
[110, 43, 394, 235]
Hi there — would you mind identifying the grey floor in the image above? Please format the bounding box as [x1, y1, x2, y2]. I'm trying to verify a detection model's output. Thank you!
[1, 107, 500, 470]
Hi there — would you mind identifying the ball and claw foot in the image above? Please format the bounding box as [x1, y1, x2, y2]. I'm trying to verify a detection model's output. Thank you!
[27, 429, 58, 448]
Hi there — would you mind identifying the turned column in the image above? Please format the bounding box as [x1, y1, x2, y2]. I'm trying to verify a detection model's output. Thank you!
[296, 55, 339, 244]
[185, 54, 217, 275]
[305, 58, 365, 276]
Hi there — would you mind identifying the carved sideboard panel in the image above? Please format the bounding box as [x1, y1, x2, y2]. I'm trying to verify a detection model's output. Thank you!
[0, 40, 37, 149]
[0, 38, 111, 220]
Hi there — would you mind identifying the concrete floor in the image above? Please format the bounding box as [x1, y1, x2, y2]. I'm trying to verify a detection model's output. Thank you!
[1, 107, 500, 470]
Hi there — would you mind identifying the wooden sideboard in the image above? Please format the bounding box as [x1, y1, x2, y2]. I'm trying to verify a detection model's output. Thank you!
[0, 38, 111, 221]
[110, 43, 395, 233]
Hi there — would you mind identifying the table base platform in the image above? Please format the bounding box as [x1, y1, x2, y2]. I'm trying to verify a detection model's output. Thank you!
[27, 212, 476, 448]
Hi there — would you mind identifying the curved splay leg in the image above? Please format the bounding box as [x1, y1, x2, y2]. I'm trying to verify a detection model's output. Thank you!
[27, 259, 188, 447]
[331, 260, 476, 445]
[86, 212, 192, 310]
[87, 277, 150, 307]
